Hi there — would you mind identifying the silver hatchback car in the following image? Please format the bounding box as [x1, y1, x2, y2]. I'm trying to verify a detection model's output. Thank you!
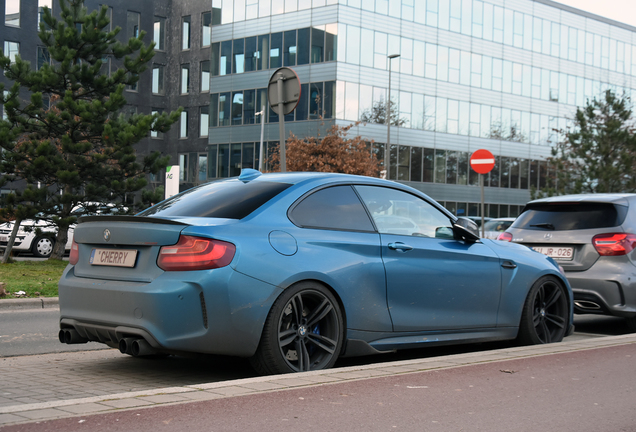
[498, 194, 636, 331]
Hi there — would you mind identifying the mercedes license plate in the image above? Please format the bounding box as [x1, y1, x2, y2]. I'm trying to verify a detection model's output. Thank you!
[90, 248, 138, 267]
[532, 246, 574, 260]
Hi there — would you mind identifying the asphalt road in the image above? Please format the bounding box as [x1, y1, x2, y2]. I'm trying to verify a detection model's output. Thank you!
[0, 308, 108, 357]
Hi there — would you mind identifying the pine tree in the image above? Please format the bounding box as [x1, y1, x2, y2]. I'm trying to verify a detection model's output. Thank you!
[543, 90, 636, 196]
[0, 0, 180, 260]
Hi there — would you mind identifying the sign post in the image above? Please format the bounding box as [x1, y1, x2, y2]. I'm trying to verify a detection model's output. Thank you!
[469, 149, 496, 237]
[267, 67, 301, 172]
[165, 165, 180, 200]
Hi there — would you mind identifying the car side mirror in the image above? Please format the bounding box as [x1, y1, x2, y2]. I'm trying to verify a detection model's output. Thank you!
[453, 217, 480, 243]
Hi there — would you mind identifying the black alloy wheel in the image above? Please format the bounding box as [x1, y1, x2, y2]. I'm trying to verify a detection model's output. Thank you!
[250, 282, 344, 375]
[517, 276, 569, 345]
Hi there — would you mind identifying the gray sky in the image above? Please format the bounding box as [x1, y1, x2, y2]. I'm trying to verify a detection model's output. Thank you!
[556, 0, 636, 28]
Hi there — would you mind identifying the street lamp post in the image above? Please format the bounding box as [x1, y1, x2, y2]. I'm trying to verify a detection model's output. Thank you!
[386, 54, 400, 179]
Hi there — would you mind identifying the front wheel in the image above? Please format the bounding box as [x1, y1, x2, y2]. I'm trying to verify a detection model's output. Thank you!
[517, 276, 569, 345]
[250, 282, 344, 375]
[32, 237, 54, 258]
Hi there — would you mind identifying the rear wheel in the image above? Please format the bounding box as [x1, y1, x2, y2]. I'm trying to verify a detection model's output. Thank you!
[32, 237, 54, 258]
[517, 276, 569, 345]
[250, 282, 344, 375]
[626, 317, 636, 333]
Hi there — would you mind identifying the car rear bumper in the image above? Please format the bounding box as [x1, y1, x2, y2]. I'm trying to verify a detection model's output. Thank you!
[567, 267, 636, 318]
[58, 265, 283, 357]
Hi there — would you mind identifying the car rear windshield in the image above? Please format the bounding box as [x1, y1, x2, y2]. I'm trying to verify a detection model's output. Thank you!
[138, 179, 292, 219]
[512, 203, 628, 230]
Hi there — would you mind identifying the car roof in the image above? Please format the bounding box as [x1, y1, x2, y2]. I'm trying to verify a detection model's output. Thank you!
[528, 193, 636, 206]
[237, 170, 390, 186]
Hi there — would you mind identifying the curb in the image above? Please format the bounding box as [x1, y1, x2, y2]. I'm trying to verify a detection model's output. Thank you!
[0, 297, 59, 310]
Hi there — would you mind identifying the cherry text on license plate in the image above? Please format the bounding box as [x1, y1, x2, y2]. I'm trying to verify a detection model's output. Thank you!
[532, 246, 574, 260]
[90, 248, 138, 267]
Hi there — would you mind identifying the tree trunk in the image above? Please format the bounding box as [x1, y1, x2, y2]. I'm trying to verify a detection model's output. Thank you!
[1, 217, 23, 264]
[50, 225, 68, 261]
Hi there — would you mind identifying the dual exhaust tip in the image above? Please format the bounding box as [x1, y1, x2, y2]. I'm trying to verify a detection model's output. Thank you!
[118, 337, 157, 357]
[58, 329, 88, 344]
[58, 329, 157, 357]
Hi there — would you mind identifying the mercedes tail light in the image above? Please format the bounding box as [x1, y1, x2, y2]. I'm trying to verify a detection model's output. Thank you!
[157, 235, 236, 271]
[592, 233, 636, 256]
[69, 240, 79, 265]
[497, 232, 513, 242]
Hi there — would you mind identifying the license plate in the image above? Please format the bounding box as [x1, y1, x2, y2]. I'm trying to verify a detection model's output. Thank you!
[532, 246, 574, 260]
[90, 248, 138, 267]
[0, 235, 7, 243]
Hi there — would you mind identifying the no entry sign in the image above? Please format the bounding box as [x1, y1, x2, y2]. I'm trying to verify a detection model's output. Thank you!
[470, 149, 495, 174]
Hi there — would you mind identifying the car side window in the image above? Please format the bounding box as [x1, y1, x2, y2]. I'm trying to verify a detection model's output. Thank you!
[355, 185, 453, 238]
[289, 185, 375, 232]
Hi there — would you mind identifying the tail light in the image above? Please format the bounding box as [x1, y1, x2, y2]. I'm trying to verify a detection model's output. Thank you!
[69, 240, 79, 265]
[497, 232, 513, 242]
[592, 233, 636, 256]
[157, 235, 236, 271]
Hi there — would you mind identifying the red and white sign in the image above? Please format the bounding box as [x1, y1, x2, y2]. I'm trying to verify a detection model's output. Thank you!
[470, 149, 495, 174]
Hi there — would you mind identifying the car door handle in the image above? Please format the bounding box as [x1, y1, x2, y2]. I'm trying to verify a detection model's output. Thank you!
[388, 242, 413, 252]
[501, 261, 517, 269]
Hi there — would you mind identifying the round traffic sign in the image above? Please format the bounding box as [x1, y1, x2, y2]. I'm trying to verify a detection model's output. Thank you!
[470, 149, 496, 174]
[267, 67, 301, 116]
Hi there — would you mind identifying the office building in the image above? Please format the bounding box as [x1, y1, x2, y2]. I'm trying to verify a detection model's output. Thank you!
[2, 0, 636, 217]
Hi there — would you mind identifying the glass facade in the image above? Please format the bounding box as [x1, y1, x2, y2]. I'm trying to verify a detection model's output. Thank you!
[201, 0, 636, 215]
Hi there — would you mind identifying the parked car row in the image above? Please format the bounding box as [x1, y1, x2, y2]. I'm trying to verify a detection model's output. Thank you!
[0, 203, 125, 258]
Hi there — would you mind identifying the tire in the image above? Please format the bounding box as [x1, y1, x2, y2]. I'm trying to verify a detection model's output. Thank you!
[250, 281, 344, 375]
[517, 276, 569, 345]
[626, 317, 636, 333]
[32, 237, 54, 258]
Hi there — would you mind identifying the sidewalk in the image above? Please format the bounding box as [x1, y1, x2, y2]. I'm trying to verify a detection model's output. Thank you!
[1, 332, 635, 427]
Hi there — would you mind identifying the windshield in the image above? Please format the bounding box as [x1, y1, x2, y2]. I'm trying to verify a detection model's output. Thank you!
[138, 179, 292, 219]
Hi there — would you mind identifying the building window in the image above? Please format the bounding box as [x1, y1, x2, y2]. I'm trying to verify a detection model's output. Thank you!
[37, 47, 50, 70]
[151, 110, 163, 139]
[200, 106, 209, 137]
[152, 65, 164, 94]
[202, 12, 211, 47]
[127, 11, 140, 39]
[153, 17, 165, 50]
[200, 61, 210, 92]
[38, 0, 52, 29]
[182, 16, 191, 50]
[179, 154, 189, 182]
[180, 110, 188, 138]
[4, 41, 19, 63]
[181, 64, 190, 94]
[2, 90, 8, 120]
[5, 0, 20, 26]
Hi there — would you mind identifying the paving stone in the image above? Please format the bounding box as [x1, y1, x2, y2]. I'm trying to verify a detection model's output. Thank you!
[98, 398, 156, 409]
[57, 402, 115, 414]
[136, 394, 190, 404]
[0, 413, 28, 426]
